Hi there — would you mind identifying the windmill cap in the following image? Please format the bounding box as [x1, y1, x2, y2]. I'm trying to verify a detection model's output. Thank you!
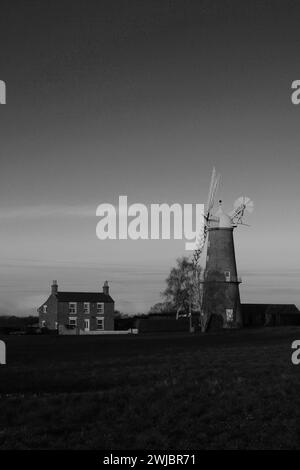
[219, 213, 233, 228]
[215, 206, 233, 228]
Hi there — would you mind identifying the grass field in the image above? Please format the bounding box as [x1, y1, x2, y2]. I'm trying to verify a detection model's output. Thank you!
[0, 327, 300, 450]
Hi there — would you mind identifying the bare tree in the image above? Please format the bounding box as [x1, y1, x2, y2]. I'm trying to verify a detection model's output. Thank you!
[160, 257, 202, 316]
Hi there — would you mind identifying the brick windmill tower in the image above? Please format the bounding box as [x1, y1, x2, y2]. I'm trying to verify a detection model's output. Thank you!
[192, 169, 253, 332]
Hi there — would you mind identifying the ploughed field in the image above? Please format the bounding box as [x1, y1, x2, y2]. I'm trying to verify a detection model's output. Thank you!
[0, 327, 300, 449]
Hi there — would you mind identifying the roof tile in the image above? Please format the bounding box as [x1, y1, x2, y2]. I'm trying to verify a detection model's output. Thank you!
[56, 292, 114, 303]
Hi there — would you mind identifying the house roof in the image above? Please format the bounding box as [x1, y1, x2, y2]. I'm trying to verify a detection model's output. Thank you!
[56, 292, 114, 303]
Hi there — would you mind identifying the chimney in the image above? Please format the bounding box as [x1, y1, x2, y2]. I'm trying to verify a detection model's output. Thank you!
[51, 280, 58, 295]
[103, 280, 109, 295]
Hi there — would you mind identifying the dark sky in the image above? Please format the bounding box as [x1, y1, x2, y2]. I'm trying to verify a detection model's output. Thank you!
[0, 1, 300, 314]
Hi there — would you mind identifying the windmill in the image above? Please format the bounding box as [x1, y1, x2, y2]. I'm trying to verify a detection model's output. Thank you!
[189, 168, 221, 329]
[191, 169, 253, 332]
[175, 168, 221, 323]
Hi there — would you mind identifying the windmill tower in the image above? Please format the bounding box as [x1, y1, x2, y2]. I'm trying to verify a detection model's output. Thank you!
[192, 169, 253, 332]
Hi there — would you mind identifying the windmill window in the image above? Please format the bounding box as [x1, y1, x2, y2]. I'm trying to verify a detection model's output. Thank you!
[43, 305, 47, 313]
[41, 320, 46, 327]
[224, 271, 231, 281]
[226, 309, 233, 322]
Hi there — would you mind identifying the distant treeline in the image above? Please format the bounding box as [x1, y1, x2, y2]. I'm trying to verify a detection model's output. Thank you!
[0, 315, 38, 333]
[114, 312, 176, 330]
[114, 312, 147, 330]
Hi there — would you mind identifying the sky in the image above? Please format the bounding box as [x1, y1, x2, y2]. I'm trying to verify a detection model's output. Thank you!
[0, 0, 300, 315]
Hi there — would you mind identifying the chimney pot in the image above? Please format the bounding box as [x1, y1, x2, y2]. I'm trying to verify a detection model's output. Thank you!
[51, 280, 58, 295]
[103, 280, 109, 295]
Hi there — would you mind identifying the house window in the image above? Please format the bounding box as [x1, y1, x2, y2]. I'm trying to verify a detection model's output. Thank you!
[83, 302, 90, 314]
[96, 317, 104, 330]
[226, 309, 233, 322]
[224, 271, 231, 282]
[41, 320, 46, 328]
[69, 317, 77, 327]
[69, 302, 77, 314]
[97, 302, 104, 314]
[43, 305, 47, 313]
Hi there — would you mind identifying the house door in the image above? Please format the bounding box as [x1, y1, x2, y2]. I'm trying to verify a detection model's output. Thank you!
[84, 319, 90, 331]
